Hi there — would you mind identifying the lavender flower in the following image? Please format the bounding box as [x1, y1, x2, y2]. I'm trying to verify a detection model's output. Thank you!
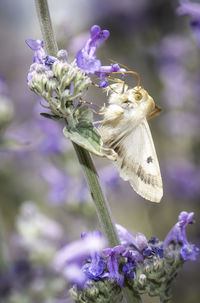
[115, 224, 138, 248]
[136, 233, 148, 251]
[122, 250, 136, 280]
[53, 230, 106, 287]
[26, 39, 46, 64]
[76, 25, 124, 87]
[180, 244, 199, 261]
[76, 25, 109, 73]
[103, 245, 125, 287]
[26, 39, 56, 66]
[66, 213, 198, 302]
[163, 211, 199, 261]
[82, 231, 105, 281]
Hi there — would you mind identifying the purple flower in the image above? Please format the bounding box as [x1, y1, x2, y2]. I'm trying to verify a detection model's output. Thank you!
[180, 244, 199, 261]
[103, 245, 125, 287]
[122, 250, 136, 279]
[81, 231, 105, 281]
[76, 25, 109, 73]
[143, 246, 164, 259]
[136, 233, 148, 251]
[26, 39, 46, 64]
[116, 224, 138, 249]
[163, 211, 194, 247]
[76, 25, 124, 87]
[26, 39, 56, 82]
[53, 230, 106, 287]
[163, 211, 199, 261]
[26, 39, 56, 65]
[148, 237, 159, 245]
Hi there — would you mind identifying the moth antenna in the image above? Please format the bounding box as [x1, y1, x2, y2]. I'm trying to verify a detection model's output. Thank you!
[107, 76, 133, 91]
[107, 59, 141, 88]
[102, 71, 141, 89]
[108, 58, 131, 71]
[105, 76, 127, 94]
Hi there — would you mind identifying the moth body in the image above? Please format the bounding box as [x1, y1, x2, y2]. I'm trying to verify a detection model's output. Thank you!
[98, 82, 163, 203]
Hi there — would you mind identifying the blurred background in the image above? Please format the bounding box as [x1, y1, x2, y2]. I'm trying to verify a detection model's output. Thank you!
[0, 0, 199, 302]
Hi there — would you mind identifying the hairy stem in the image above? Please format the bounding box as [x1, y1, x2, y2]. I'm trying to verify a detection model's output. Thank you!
[72, 143, 119, 246]
[34, 0, 142, 301]
[34, 0, 58, 55]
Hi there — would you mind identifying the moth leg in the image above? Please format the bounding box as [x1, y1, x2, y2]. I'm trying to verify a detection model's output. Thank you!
[93, 120, 104, 125]
[100, 145, 118, 161]
[92, 110, 105, 116]
[78, 98, 102, 109]
[147, 105, 162, 120]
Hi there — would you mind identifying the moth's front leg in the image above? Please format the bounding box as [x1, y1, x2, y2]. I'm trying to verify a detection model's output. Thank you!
[102, 104, 124, 122]
[100, 145, 118, 161]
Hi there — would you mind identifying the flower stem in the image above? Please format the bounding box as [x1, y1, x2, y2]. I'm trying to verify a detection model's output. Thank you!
[72, 143, 119, 246]
[34, 0, 58, 55]
[34, 1, 142, 302]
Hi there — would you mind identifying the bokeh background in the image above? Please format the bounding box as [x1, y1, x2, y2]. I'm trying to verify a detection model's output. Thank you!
[0, 0, 199, 302]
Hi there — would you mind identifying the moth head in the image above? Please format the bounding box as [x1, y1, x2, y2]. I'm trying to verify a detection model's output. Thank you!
[130, 87, 155, 110]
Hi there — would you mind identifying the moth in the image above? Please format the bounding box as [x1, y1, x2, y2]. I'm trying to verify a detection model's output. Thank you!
[98, 79, 163, 203]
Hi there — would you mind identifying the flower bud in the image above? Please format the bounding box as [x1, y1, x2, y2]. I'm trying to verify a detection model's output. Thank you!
[136, 233, 148, 250]
[57, 49, 68, 62]
[138, 274, 147, 287]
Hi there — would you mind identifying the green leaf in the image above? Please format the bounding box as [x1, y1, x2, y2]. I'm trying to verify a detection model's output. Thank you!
[40, 113, 61, 120]
[76, 106, 93, 123]
[63, 121, 104, 157]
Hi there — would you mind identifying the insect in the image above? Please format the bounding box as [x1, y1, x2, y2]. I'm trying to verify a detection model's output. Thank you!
[97, 68, 163, 203]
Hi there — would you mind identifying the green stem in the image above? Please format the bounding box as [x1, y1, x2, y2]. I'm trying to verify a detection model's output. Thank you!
[34, 0, 58, 56]
[72, 143, 119, 246]
[34, 1, 142, 302]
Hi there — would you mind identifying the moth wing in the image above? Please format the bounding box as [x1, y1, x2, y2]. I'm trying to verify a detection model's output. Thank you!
[114, 119, 163, 202]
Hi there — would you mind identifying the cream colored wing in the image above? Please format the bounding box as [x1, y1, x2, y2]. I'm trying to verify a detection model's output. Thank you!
[112, 118, 163, 202]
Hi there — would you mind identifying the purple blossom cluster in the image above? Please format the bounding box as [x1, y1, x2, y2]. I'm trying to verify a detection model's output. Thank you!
[54, 211, 198, 289]
[75, 24, 125, 87]
[26, 25, 124, 88]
